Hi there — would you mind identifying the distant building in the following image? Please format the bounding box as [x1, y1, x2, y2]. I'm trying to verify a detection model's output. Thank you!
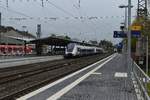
[88, 40, 98, 45]
[0, 26, 36, 45]
[0, 26, 36, 55]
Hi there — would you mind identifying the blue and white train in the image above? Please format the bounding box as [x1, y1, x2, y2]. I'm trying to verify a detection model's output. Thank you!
[64, 43, 104, 58]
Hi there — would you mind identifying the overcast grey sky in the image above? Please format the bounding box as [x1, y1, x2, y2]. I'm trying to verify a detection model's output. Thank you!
[0, 0, 137, 44]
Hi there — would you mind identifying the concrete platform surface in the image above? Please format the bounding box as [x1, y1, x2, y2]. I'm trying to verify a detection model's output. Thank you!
[0, 55, 36, 60]
[17, 54, 137, 100]
[0, 55, 63, 68]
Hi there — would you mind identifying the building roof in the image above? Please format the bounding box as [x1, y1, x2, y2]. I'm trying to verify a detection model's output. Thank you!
[0, 26, 36, 39]
[0, 35, 25, 45]
[30, 36, 99, 47]
[30, 36, 70, 46]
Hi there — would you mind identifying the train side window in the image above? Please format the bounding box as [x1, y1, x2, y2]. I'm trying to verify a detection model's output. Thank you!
[1, 47, 5, 53]
[8, 47, 12, 52]
[77, 48, 81, 52]
[13, 48, 17, 52]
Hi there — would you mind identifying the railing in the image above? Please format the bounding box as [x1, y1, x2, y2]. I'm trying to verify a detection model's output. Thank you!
[133, 61, 150, 100]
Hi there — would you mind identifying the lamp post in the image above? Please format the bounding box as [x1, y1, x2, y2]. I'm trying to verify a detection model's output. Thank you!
[128, 0, 132, 73]
[119, 3, 133, 73]
[119, 5, 128, 30]
[119, 5, 128, 53]
[118, 5, 129, 54]
[119, 5, 133, 30]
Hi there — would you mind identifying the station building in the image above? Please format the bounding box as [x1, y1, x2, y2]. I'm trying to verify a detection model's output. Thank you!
[0, 26, 36, 56]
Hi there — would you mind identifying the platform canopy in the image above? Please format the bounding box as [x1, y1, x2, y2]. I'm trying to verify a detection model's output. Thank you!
[30, 36, 99, 47]
[30, 36, 71, 46]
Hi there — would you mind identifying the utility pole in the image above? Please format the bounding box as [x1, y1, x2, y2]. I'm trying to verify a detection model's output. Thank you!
[125, 7, 128, 30]
[0, 12, 1, 45]
[41, 0, 44, 7]
[36, 24, 42, 55]
[78, 0, 81, 8]
[128, 0, 132, 72]
[137, 0, 148, 75]
[0, 12, 1, 26]
[146, 36, 149, 75]
[124, 6, 127, 53]
[137, 0, 148, 18]
[36, 24, 41, 39]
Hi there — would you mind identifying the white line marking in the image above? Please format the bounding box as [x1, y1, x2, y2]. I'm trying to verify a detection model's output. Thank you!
[114, 72, 127, 78]
[92, 72, 102, 75]
[16, 54, 115, 100]
[46, 54, 115, 100]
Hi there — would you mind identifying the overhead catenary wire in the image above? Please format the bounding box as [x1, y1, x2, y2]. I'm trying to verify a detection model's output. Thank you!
[1, 1, 131, 38]
[0, 0, 133, 43]
[75, 0, 102, 39]
[71, 1, 100, 41]
[67, 0, 96, 41]
[46, 0, 75, 17]
[0, 5, 31, 18]
[45, 0, 89, 39]
[44, 0, 82, 36]
[2, 15, 129, 21]
[1, 0, 137, 20]
[1, 0, 79, 37]
[34, 0, 66, 36]
[0, 4, 43, 35]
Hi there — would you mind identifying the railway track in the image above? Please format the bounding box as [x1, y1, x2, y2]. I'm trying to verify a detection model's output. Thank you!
[0, 54, 111, 100]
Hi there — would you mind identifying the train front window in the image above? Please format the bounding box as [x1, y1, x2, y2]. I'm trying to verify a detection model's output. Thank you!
[67, 43, 75, 52]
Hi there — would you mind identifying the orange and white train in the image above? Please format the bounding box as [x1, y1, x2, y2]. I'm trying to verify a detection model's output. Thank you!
[0, 45, 32, 56]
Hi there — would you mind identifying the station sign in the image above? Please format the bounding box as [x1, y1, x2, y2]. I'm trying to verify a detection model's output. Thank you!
[131, 25, 141, 38]
[131, 31, 141, 38]
[113, 31, 127, 38]
[113, 30, 141, 38]
[131, 25, 141, 31]
[114, 25, 141, 38]
[117, 42, 123, 49]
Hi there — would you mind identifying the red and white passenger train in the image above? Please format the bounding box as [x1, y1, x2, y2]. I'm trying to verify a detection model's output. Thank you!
[0, 45, 32, 56]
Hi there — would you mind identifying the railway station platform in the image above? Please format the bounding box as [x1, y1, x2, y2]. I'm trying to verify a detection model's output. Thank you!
[0, 55, 63, 68]
[17, 53, 140, 100]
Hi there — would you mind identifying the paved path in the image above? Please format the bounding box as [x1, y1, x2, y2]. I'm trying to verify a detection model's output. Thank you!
[17, 54, 137, 100]
[59, 54, 137, 100]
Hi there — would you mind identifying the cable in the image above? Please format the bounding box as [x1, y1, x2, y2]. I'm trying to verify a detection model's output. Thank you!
[0, 5, 31, 18]
[71, 2, 98, 41]
[73, 1, 97, 31]
[46, 0, 75, 17]
[34, 0, 63, 35]
[3, 15, 137, 22]
[0, 5, 41, 36]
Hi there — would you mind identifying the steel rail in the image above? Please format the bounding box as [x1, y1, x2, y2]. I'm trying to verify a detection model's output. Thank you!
[0, 54, 112, 100]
